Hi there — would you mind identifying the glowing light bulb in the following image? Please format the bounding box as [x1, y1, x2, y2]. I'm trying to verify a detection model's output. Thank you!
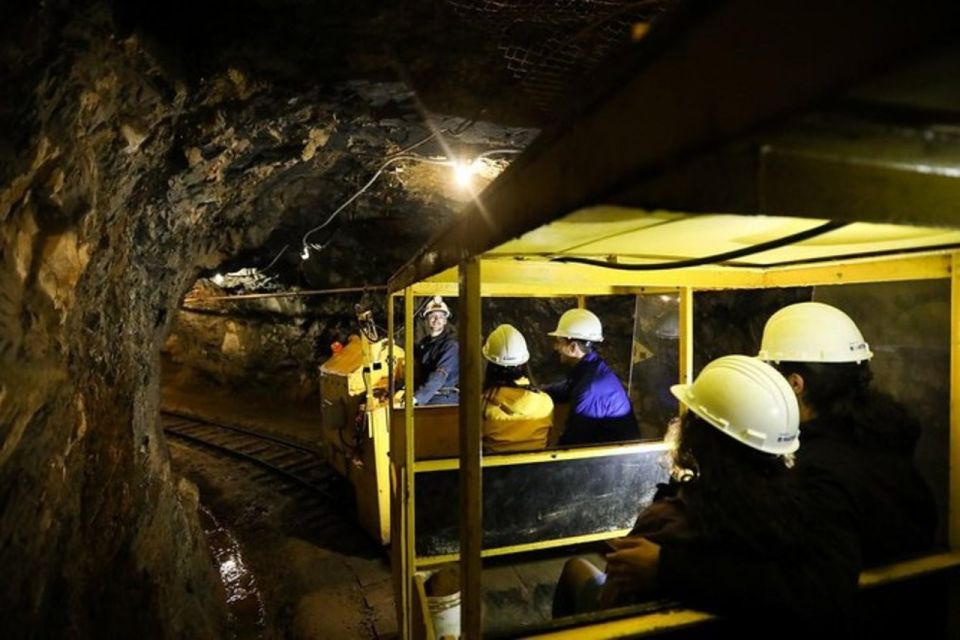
[301, 246, 310, 260]
[452, 159, 476, 187]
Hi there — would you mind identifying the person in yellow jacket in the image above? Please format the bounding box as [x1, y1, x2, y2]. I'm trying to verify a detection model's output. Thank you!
[481, 324, 554, 453]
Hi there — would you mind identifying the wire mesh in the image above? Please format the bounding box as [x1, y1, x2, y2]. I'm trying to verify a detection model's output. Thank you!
[447, 0, 671, 112]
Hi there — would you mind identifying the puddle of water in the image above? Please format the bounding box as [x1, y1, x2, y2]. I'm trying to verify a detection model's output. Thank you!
[198, 504, 267, 639]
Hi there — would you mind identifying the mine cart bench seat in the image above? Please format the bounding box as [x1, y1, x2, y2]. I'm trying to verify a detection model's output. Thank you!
[394, 401, 671, 563]
[516, 551, 960, 639]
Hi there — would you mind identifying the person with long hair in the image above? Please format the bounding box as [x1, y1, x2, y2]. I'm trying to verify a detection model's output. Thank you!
[481, 324, 553, 453]
[553, 355, 859, 623]
[757, 302, 936, 563]
[607, 303, 937, 634]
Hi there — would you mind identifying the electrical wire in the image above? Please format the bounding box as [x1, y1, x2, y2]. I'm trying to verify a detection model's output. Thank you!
[300, 117, 493, 259]
[300, 153, 458, 256]
[260, 243, 289, 272]
[551, 221, 850, 271]
[477, 148, 523, 159]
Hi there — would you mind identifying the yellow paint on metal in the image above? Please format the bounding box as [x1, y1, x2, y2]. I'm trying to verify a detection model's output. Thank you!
[520, 607, 716, 639]
[678, 288, 693, 387]
[395, 287, 416, 640]
[411, 251, 952, 298]
[415, 528, 635, 568]
[371, 407, 392, 544]
[412, 573, 435, 640]
[858, 551, 960, 588]
[485, 207, 960, 266]
[386, 202, 960, 638]
[761, 252, 951, 287]
[952, 254, 960, 551]
[458, 256, 484, 639]
[413, 440, 670, 473]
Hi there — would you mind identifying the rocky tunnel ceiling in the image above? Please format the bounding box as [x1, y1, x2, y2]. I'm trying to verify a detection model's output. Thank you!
[0, 1, 675, 637]
[3, 0, 673, 294]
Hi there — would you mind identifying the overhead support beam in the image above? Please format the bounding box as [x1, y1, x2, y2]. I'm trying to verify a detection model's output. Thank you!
[619, 123, 960, 224]
[389, 0, 958, 292]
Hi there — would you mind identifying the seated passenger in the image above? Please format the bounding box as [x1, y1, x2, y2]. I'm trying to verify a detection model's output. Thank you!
[757, 302, 937, 562]
[412, 296, 459, 405]
[543, 308, 638, 445]
[481, 324, 554, 453]
[553, 355, 859, 626]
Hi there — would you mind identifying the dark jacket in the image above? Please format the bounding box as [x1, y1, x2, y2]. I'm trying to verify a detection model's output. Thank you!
[651, 413, 937, 628]
[795, 416, 937, 565]
[543, 352, 638, 445]
[610, 482, 860, 624]
[413, 332, 459, 405]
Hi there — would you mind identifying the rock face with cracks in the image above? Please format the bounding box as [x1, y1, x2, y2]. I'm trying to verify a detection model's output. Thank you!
[0, 2, 534, 637]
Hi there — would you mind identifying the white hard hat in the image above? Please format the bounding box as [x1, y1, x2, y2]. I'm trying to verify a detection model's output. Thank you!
[548, 308, 603, 342]
[671, 355, 799, 455]
[422, 296, 451, 319]
[482, 324, 530, 366]
[757, 302, 872, 364]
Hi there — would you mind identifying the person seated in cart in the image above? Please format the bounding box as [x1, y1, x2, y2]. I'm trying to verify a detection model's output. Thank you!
[553, 355, 859, 628]
[481, 324, 554, 453]
[757, 302, 937, 562]
[580, 303, 937, 632]
[408, 296, 460, 405]
[543, 308, 639, 445]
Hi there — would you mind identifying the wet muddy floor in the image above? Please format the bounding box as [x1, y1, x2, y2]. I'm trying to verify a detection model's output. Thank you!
[163, 373, 396, 640]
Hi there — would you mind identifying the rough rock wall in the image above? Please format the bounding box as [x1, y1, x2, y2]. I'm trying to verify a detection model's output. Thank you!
[0, 3, 457, 637]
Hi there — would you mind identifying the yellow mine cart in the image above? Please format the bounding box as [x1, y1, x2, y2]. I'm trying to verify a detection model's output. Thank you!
[386, 0, 960, 637]
[319, 333, 403, 545]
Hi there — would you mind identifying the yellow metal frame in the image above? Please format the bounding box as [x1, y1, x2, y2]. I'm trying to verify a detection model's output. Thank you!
[389, 245, 960, 640]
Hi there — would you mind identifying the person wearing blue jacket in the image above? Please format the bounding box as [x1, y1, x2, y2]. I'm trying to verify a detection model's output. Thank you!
[543, 308, 638, 445]
[412, 296, 460, 405]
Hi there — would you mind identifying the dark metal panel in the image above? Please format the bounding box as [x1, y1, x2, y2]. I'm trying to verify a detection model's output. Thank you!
[414, 450, 669, 557]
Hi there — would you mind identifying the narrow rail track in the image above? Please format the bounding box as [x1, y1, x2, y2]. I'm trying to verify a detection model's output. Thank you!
[161, 411, 331, 493]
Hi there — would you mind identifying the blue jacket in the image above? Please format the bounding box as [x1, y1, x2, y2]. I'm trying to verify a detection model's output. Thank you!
[413, 332, 459, 405]
[544, 352, 638, 445]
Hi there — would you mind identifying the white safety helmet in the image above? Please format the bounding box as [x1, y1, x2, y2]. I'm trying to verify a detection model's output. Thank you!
[548, 308, 604, 342]
[482, 324, 530, 366]
[670, 355, 800, 455]
[757, 302, 872, 364]
[422, 296, 451, 319]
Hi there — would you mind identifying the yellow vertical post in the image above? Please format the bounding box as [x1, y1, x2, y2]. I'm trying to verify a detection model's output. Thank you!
[403, 288, 417, 639]
[950, 254, 960, 636]
[577, 295, 587, 309]
[678, 287, 694, 386]
[387, 295, 396, 398]
[459, 257, 484, 639]
[391, 288, 417, 639]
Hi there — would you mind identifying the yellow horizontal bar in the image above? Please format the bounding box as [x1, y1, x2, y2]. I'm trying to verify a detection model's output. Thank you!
[403, 251, 953, 298]
[522, 608, 716, 640]
[414, 441, 671, 473]
[761, 252, 952, 288]
[516, 552, 960, 639]
[858, 551, 960, 588]
[416, 528, 633, 568]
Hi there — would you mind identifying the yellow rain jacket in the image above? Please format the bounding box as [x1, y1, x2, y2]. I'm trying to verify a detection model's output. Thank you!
[482, 379, 554, 453]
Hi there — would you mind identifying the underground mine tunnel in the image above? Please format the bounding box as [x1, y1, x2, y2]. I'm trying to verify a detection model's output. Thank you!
[4, 0, 960, 639]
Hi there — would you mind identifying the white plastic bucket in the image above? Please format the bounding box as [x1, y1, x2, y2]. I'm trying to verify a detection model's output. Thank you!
[427, 591, 461, 639]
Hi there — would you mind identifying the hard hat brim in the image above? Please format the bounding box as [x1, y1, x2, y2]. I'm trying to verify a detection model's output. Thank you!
[669, 383, 800, 455]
